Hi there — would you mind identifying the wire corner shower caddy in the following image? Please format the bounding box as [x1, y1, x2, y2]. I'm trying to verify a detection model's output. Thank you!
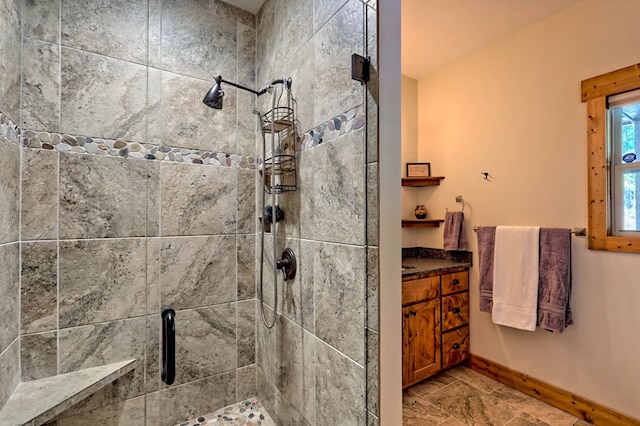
[260, 80, 297, 195]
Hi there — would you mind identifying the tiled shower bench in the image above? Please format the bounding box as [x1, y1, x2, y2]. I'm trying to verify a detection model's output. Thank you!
[0, 359, 136, 426]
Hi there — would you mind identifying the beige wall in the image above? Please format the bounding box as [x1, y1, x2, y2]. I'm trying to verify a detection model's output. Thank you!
[407, 0, 640, 418]
[401, 75, 418, 175]
[401, 75, 421, 247]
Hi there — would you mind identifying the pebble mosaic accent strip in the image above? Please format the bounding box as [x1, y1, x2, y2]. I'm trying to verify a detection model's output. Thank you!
[300, 104, 365, 151]
[21, 130, 258, 169]
[0, 112, 257, 169]
[177, 398, 275, 426]
[2, 102, 366, 167]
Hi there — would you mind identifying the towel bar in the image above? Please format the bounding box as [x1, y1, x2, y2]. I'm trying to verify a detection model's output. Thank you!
[472, 227, 586, 236]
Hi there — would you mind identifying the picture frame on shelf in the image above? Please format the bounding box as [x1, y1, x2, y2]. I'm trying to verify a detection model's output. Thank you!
[406, 162, 431, 177]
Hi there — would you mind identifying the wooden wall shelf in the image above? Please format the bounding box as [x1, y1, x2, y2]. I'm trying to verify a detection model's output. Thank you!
[402, 219, 445, 228]
[402, 176, 445, 187]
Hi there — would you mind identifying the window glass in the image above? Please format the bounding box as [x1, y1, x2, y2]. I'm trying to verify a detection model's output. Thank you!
[620, 169, 640, 230]
[608, 91, 640, 234]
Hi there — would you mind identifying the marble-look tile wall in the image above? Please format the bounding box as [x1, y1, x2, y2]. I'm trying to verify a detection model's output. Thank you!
[9, 0, 259, 424]
[255, 1, 379, 425]
[15, 150, 258, 426]
[0, 163, 20, 408]
[0, 0, 22, 410]
[0, 0, 21, 122]
[22, 0, 256, 156]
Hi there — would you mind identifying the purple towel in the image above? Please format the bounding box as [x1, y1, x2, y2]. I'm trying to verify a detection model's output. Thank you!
[537, 228, 573, 332]
[477, 226, 496, 312]
[443, 211, 468, 251]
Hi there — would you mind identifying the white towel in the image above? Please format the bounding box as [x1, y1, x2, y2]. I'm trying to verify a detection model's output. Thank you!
[492, 226, 540, 331]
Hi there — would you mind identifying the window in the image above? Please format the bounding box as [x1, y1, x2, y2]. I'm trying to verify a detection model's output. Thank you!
[582, 64, 640, 252]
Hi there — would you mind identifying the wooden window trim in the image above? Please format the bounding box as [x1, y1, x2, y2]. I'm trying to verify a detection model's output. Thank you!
[581, 63, 640, 252]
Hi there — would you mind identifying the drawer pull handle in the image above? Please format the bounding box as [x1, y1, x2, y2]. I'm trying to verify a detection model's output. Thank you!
[411, 311, 417, 316]
[404, 313, 410, 318]
[452, 307, 461, 314]
[452, 343, 461, 350]
[451, 279, 460, 285]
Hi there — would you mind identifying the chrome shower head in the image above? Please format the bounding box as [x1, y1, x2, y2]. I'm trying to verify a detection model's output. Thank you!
[203, 76, 224, 109]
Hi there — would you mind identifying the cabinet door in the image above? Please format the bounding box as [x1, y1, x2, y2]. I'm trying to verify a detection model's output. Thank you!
[402, 307, 411, 387]
[403, 299, 441, 387]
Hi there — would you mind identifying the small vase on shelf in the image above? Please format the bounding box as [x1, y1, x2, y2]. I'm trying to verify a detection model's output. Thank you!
[414, 205, 428, 219]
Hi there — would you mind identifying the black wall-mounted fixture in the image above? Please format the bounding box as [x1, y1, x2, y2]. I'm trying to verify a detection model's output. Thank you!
[203, 76, 292, 109]
[262, 204, 284, 225]
[351, 53, 370, 83]
[161, 307, 176, 385]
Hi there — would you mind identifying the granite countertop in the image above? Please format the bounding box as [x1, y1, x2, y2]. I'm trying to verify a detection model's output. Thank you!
[401, 257, 471, 281]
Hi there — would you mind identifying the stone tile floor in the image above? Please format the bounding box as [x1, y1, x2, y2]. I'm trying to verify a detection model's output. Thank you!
[176, 398, 275, 426]
[403, 366, 593, 426]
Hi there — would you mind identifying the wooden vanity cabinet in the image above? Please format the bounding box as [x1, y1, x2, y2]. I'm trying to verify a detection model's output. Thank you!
[402, 269, 470, 388]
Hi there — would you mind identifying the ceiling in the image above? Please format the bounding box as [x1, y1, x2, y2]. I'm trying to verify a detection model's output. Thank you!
[224, 0, 265, 14]
[402, 0, 583, 80]
[225, 0, 584, 79]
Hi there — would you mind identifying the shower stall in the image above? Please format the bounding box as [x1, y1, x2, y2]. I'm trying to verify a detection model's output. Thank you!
[0, 0, 379, 424]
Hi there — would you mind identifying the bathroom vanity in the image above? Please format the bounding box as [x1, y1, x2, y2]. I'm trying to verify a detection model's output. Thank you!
[402, 253, 471, 388]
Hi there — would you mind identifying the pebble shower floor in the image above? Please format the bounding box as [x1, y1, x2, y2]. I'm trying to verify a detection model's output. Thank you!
[176, 398, 276, 426]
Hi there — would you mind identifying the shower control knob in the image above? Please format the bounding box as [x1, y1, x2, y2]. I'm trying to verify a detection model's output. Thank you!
[263, 205, 284, 224]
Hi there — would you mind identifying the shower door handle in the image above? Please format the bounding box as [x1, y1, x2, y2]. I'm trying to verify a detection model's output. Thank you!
[161, 307, 176, 385]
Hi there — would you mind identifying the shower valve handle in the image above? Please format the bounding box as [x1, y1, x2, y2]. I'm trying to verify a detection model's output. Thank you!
[276, 248, 297, 281]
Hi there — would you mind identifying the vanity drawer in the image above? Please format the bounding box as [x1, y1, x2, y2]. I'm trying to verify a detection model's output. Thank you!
[442, 326, 469, 369]
[441, 271, 469, 295]
[402, 276, 440, 306]
[441, 292, 469, 332]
